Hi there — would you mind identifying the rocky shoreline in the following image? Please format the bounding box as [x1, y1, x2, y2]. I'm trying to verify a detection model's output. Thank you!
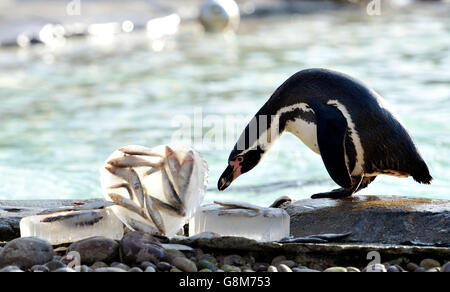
[0, 195, 449, 272]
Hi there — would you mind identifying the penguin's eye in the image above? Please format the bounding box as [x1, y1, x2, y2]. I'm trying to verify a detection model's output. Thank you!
[237, 156, 244, 163]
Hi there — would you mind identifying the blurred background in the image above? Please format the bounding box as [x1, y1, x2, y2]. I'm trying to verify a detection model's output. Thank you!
[0, 0, 448, 205]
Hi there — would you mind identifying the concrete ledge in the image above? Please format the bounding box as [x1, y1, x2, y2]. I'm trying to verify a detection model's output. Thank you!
[283, 195, 450, 245]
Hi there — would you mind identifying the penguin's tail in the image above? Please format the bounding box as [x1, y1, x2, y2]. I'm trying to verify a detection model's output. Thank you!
[412, 161, 433, 185]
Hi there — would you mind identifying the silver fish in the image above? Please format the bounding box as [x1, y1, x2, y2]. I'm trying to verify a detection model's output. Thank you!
[37, 201, 115, 215]
[105, 166, 144, 208]
[143, 192, 166, 234]
[164, 147, 194, 200]
[41, 210, 103, 226]
[213, 200, 262, 211]
[108, 156, 162, 168]
[109, 183, 135, 202]
[126, 218, 160, 235]
[119, 145, 163, 157]
[151, 195, 185, 217]
[108, 193, 146, 218]
[160, 167, 185, 215]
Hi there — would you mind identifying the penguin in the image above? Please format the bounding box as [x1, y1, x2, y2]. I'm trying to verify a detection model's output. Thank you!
[217, 68, 432, 199]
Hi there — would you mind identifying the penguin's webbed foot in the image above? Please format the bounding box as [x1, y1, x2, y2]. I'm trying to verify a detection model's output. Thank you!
[311, 187, 353, 199]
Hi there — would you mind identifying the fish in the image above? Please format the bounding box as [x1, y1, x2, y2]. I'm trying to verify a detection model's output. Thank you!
[213, 200, 262, 211]
[160, 167, 185, 215]
[126, 218, 160, 235]
[41, 210, 104, 226]
[119, 145, 163, 157]
[107, 155, 163, 168]
[278, 237, 329, 244]
[105, 166, 145, 208]
[144, 193, 166, 234]
[165, 147, 194, 200]
[109, 183, 135, 202]
[306, 232, 352, 241]
[151, 195, 185, 217]
[107, 193, 146, 218]
[37, 201, 116, 215]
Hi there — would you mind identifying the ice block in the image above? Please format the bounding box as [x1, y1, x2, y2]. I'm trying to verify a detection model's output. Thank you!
[100, 144, 208, 237]
[189, 202, 290, 242]
[20, 208, 124, 245]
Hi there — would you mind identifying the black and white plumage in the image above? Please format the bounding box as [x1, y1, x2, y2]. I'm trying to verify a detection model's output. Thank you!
[218, 68, 432, 199]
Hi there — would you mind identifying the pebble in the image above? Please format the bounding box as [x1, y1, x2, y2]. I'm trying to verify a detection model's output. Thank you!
[277, 264, 292, 272]
[419, 259, 440, 270]
[221, 264, 241, 272]
[165, 249, 186, 262]
[441, 262, 450, 272]
[79, 265, 93, 273]
[386, 265, 401, 272]
[253, 263, 269, 272]
[121, 231, 166, 265]
[242, 268, 255, 272]
[68, 236, 119, 266]
[197, 260, 216, 272]
[364, 264, 387, 272]
[425, 268, 440, 272]
[199, 268, 212, 272]
[170, 268, 183, 272]
[414, 267, 426, 272]
[324, 267, 347, 272]
[140, 261, 156, 270]
[44, 260, 67, 271]
[52, 267, 76, 272]
[0, 237, 53, 270]
[30, 265, 50, 272]
[94, 267, 127, 272]
[144, 266, 156, 272]
[172, 257, 198, 272]
[223, 254, 245, 266]
[346, 267, 361, 272]
[292, 268, 320, 272]
[271, 256, 286, 266]
[406, 262, 419, 272]
[278, 260, 296, 268]
[91, 261, 109, 269]
[128, 267, 143, 272]
[0, 265, 23, 272]
[157, 261, 172, 271]
[267, 265, 278, 272]
[110, 262, 130, 271]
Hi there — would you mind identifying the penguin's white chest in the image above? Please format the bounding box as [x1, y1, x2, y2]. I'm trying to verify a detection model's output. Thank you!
[285, 118, 320, 154]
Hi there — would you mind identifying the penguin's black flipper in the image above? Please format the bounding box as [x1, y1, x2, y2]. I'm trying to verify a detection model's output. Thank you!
[311, 103, 352, 189]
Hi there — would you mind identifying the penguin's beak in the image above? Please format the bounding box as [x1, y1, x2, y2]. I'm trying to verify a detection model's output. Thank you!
[218, 164, 239, 191]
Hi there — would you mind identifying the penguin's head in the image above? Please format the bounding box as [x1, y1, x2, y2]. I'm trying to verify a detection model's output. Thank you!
[218, 146, 265, 191]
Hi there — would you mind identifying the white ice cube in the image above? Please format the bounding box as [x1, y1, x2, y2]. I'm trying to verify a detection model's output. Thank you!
[189, 203, 290, 242]
[20, 208, 124, 245]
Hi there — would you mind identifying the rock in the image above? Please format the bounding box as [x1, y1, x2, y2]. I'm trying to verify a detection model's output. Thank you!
[271, 255, 286, 266]
[0, 237, 53, 269]
[144, 266, 156, 272]
[223, 254, 245, 266]
[253, 263, 269, 272]
[221, 264, 241, 272]
[278, 260, 296, 268]
[110, 262, 130, 271]
[420, 259, 440, 270]
[199, 268, 212, 272]
[242, 268, 255, 272]
[52, 267, 76, 272]
[172, 257, 197, 272]
[165, 249, 186, 262]
[441, 262, 450, 272]
[386, 265, 400, 272]
[406, 262, 419, 271]
[324, 267, 347, 272]
[157, 261, 172, 271]
[94, 267, 127, 272]
[216, 269, 224, 272]
[121, 231, 166, 265]
[414, 267, 426, 272]
[277, 264, 292, 272]
[284, 196, 450, 244]
[68, 236, 119, 265]
[292, 268, 320, 272]
[0, 265, 23, 272]
[79, 265, 93, 273]
[30, 265, 50, 272]
[44, 260, 67, 271]
[364, 264, 387, 272]
[198, 254, 217, 265]
[197, 260, 216, 272]
[91, 261, 109, 269]
[128, 267, 143, 272]
[346, 267, 361, 272]
[171, 268, 183, 272]
[267, 265, 278, 272]
[140, 261, 156, 270]
[269, 195, 292, 208]
[426, 268, 440, 272]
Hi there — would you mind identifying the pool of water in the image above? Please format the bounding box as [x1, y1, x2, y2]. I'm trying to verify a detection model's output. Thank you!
[0, 4, 449, 205]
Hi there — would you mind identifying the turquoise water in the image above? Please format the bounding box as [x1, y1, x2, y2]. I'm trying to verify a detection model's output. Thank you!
[0, 5, 449, 205]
